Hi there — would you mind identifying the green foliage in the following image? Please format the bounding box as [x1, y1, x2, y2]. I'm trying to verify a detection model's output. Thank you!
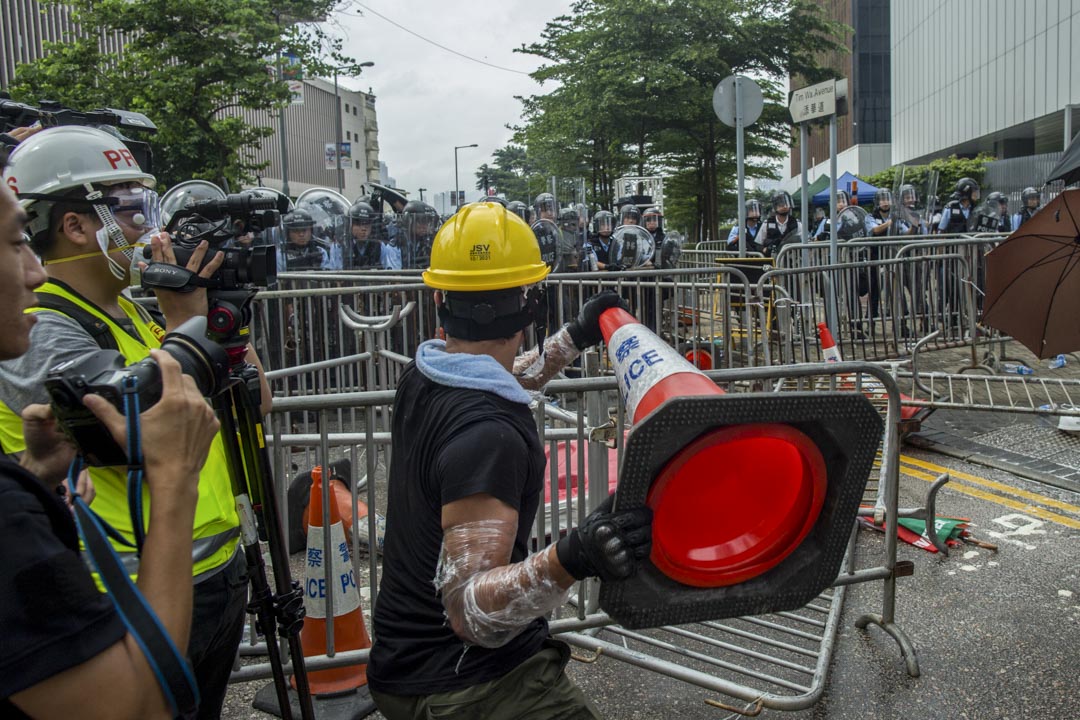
[473, 145, 542, 201]
[866, 154, 996, 200]
[508, 0, 846, 240]
[10, 0, 351, 190]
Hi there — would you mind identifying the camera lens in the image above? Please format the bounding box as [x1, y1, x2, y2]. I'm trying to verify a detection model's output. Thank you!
[159, 317, 231, 397]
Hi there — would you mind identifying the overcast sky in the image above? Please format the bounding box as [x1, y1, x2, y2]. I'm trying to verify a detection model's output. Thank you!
[332, 1, 574, 199]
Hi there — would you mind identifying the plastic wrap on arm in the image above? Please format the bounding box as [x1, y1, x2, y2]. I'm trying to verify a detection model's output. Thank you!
[513, 326, 582, 392]
[434, 520, 573, 649]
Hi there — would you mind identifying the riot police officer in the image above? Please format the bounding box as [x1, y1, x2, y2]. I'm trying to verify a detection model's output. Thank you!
[985, 192, 1012, 233]
[589, 210, 616, 269]
[938, 178, 980, 233]
[760, 191, 801, 256]
[1013, 187, 1041, 229]
[399, 200, 439, 269]
[866, 189, 893, 237]
[727, 200, 763, 251]
[347, 200, 383, 268]
[557, 207, 581, 271]
[814, 189, 852, 240]
[278, 209, 331, 271]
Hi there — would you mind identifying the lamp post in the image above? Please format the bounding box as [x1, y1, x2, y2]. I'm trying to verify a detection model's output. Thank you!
[454, 143, 478, 209]
[418, 187, 426, 202]
[333, 61, 375, 194]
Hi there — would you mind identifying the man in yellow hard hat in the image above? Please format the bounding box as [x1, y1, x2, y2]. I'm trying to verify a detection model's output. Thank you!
[368, 201, 651, 719]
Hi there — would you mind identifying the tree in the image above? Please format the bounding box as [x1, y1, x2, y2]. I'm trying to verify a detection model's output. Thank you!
[514, 0, 846, 240]
[10, 0, 351, 190]
[474, 145, 548, 203]
[866, 154, 996, 201]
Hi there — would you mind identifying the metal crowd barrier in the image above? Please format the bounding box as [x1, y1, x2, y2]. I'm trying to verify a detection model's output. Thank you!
[231, 339, 921, 712]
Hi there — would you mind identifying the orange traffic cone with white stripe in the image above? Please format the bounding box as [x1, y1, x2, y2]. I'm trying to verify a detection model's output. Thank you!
[295, 465, 372, 694]
[252, 464, 377, 719]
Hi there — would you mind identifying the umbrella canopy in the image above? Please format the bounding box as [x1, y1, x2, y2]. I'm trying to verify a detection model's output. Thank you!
[811, 171, 882, 206]
[1046, 134, 1080, 186]
[982, 189, 1080, 358]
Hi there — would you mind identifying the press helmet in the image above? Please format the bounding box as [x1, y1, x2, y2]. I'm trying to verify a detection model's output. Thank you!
[3, 125, 156, 277]
[423, 201, 550, 341]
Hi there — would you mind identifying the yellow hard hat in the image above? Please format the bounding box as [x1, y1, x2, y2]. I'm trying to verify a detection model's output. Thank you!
[423, 202, 550, 292]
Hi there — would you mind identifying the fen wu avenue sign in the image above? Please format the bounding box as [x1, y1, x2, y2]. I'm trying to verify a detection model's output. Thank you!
[789, 79, 848, 123]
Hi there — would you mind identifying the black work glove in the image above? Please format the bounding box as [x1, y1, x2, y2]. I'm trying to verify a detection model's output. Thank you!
[565, 290, 629, 350]
[555, 494, 652, 582]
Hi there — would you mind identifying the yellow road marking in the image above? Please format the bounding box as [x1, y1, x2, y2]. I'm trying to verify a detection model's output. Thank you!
[900, 454, 1080, 515]
[899, 464, 1080, 530]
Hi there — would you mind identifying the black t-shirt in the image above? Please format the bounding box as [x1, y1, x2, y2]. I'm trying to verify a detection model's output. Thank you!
[368, 364, 547, 696]
[0, 460, 125, 714]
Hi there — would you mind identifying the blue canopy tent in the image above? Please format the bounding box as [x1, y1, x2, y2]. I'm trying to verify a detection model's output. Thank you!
[811, 171, 881, 207]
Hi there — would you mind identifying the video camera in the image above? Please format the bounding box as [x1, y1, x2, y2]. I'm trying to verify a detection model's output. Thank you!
[45, 317, 229, 466]
[0, 93, 157, 172]
[143, 192, 290, 292]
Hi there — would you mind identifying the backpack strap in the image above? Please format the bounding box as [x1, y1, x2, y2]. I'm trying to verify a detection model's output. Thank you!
[34, 293, 120, 352]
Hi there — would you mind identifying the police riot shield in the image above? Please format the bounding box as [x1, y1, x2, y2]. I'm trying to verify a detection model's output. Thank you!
[531, 218, 563, 272]
[970, 200, 1001, 233]
[400, 203, 440, 269]
[610, 225, 656, 269]
[296, 188, 351, 269]
[658, 231, 684, 270]
[837, 206, 869, 241]
[160, 180, 226, 228]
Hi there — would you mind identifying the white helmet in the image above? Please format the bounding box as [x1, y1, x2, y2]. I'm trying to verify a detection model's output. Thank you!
[3, 126, 156, 279]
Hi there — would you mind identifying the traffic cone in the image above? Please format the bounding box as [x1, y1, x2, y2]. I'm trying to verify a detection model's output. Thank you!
[597, 308, 884, 628]
[600, 307, 827, 587]
[296, 466, 372, 693]
[254, 464, 377, 718]
[817, 322, 843, 362]
[302, 477, 386, 555]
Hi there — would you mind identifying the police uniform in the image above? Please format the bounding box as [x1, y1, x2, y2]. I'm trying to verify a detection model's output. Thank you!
[759, 216, 801, 256]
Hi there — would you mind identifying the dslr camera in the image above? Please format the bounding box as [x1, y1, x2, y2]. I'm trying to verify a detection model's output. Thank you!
[45, 317, 229, 466]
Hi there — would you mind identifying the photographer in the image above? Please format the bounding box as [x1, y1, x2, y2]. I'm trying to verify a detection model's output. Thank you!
[0, 125, 270, 718]
[0, 164, 221, 718]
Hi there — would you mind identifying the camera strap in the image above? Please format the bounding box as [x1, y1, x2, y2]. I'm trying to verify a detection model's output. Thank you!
[63, 373, 199, 719]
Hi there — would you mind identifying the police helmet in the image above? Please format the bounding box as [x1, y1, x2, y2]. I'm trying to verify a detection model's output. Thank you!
[594, 210, 615, 234]
[771, 191, 793, 213]
[348, 200, 375, 224]
[899, 184, 918, 206]
[874, 188, 892, 208]
[619, 204, 641, 225]
[507, 200, 529, 221]
[955, 178, 980, 201]
[985, 191, 1007, 209]
[835, 189, 851, 207]
[745, 199, 762, 219]
[284, 209, 315, 230]
[1021, 187, 1040, 205]
[483, 195, 508, 207]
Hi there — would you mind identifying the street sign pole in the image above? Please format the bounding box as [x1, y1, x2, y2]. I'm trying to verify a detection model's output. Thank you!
[736, 76, 746, 257]
[714, 75, 763, 256]
[828, 114, 839, 335]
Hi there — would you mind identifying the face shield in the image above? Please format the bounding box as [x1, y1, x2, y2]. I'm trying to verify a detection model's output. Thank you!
[596, 212, 614, 235]
[875, 189, 893, 210]
[772, 193, 792, 215]
[899, 185, 918, 207]
[746, 200, 762, 222]
[401, 208, 439, 268]
[619, 205, 641, 225]
[643, 208, 662, 231]
[534, 194, 557, 221]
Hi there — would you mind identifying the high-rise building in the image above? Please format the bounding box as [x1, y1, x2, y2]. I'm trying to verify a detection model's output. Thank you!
[891, 0, 1080, 197]
[787, 0, 892, 186]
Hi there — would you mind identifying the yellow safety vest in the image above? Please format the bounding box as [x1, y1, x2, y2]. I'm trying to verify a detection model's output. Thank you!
[0, 281, 240, 581]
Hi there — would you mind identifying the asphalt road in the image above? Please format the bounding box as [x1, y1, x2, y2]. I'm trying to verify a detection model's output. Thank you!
[222, 446, 1080, 719]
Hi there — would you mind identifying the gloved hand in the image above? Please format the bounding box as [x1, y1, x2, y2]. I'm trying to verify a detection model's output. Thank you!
[555, 495, 652, 582]
[565, 290, 629, 350]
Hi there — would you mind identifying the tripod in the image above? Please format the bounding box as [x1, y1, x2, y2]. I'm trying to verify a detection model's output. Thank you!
[210, 290, 315, 720]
